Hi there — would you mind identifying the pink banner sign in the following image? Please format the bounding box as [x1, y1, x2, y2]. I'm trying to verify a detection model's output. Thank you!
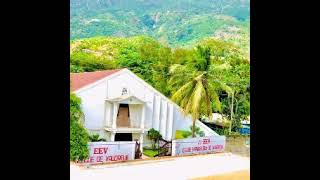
[76, 141, 136, 164]
[172, 136, 226, 156]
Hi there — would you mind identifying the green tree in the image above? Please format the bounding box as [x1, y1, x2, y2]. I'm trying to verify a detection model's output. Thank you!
[220, 59, 250, 132]
[169, 45, 232, 137]
[147, 128, 162, 150]
[70, 93, 90, 161]
[200, 39, 249, 133]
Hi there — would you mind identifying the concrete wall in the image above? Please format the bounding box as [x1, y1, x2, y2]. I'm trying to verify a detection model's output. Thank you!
[77, 81, 107, 130]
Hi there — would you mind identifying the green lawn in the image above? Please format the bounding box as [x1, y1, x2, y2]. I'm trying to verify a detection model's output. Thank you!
[175, 130, 191, 139]
[143, 147, 167, 157]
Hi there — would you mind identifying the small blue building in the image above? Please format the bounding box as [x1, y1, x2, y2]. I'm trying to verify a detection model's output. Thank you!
[239, 125, 250, 135]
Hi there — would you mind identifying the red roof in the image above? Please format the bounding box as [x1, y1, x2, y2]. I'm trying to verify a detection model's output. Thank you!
[70, 69, 122, 91]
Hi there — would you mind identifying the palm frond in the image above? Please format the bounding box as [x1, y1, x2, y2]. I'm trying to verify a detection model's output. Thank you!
[202, 80, 213, 117]
[169, 64, 195, 91]
[211, 91, 222, 112]
[219, 82, 234, 96]
[171, 81, 194, 102]
[190, 79, 206, 120]
[207, 82, 222, 112]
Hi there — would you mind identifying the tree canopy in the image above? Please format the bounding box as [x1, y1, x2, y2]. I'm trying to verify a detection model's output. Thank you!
[70, 93, 90, 161]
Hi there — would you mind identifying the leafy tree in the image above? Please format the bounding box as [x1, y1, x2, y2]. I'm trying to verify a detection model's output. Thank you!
[70, 93, 89, 161]
[172, 48, 194, 65]
[147, 128, 162, 150]
[70, 52, 117, 72]
[70, 64, 84, 73]
[219, 58, 250, 132]
[199, 38, 249, 133]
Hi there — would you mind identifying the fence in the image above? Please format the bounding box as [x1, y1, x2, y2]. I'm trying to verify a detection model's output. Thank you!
[76, 141, 136, 164]
[75, 135, 250, 165]
[172, 136, 226, 156]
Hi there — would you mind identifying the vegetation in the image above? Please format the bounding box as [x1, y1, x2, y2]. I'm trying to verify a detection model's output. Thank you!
[71, 0, 250, 56]
[89, 134, 106, 142]
[212, 126, 230, 136]
[143, 147, 167, 157]
[70, 0, 250, 136]
[70, 36, 250, 135]
[146, 128, 162, 149]
[145, 128, 167, 157]
[190, 126, 205, 137]
[70, 1, 250, 162]
[175, 126, 205, 139]
[175, 130, 192, 139]
[70, 93, 90, 161]
[169, 44, 233, 137]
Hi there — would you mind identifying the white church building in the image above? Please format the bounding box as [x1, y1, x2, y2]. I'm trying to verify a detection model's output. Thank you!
[71, 68, 218, 147]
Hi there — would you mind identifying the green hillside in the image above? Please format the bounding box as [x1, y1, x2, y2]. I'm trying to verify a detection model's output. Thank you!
[71, 0, 249, 55]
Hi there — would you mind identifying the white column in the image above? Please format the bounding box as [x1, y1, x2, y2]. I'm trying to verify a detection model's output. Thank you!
[140, 105, 146, 129]
[148, 94, 155, 128]
[152, 95, 161, 131]
[166, 103, 174, 140]
[110, 132, 115, 142]
[104, 102, 111, 127]
[160, 99, 167, 139]
[103, 102, 107, 127]
[112, 103, 118, 129]
[172, 140, 176, 156]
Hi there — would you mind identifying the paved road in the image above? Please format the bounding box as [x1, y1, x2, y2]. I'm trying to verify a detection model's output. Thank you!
[70, 153, 250, 180]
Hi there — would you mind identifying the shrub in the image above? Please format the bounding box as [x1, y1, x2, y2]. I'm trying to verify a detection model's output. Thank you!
[175, 130, 192, 139]
[175, 126, 205, 139]
[70, 93, 90, 161]
[189, 126, 205, 137]
[89, 134, 106, 142]
[70, 116, 90, 161]
[212, 126, 230, 136]
[147, 128, 162, 149]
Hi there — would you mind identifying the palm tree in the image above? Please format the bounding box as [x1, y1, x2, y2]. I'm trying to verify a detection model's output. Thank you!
[169, 45, 232, 137]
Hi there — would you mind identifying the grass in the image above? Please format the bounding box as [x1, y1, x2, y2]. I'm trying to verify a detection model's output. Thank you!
[143, 149, 159, 157]
[175, 130, 191, 139]
[143, 147, 167, 157]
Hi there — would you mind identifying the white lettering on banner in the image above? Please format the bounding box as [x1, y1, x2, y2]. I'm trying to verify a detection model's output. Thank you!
[77, 141, 136, 164]
[172, 136, 226, 156]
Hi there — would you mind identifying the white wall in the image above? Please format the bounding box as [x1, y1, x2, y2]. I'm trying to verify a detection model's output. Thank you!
[107, 72, 146, 100]
[77, 81, 107, 130]
[172, 106, 219, 137]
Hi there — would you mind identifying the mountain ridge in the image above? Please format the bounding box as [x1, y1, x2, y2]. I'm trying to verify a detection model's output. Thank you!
[71, 0, 249, 54]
